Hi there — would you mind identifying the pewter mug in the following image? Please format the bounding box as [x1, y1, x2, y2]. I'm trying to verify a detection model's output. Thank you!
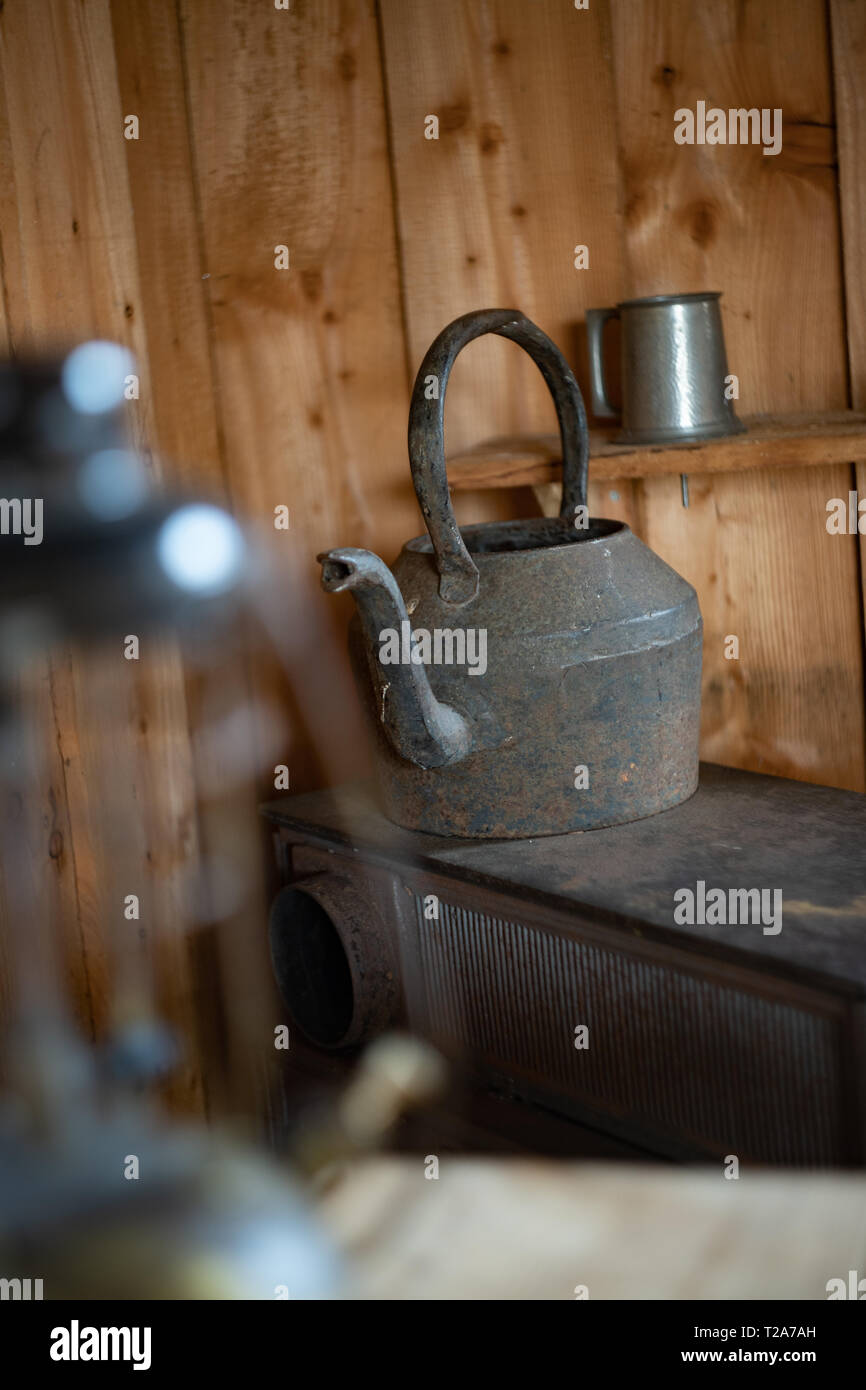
[586, 291, 744, 445]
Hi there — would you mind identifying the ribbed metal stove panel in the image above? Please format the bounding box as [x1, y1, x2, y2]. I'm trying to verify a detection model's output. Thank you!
[413, 896, 842, 1165]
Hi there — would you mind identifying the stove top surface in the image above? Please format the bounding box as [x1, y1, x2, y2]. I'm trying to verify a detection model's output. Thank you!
[261, 763, 866, 994]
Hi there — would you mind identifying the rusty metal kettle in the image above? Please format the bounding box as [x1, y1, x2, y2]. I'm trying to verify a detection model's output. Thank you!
[319, 309, 702, 838]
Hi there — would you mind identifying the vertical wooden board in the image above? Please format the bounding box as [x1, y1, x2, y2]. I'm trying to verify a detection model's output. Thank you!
[0, 51, 17, 354]
[0, 67, 20, 1030]
[0, 2, 144, 354]
[0, 0, 206, 1110]
[109, 0, 225, 493]
[111, 0, 320, 1120]
[831, 0, 866, 629]
[379, 0, 631, 523]
[109, 0, 246, 1114]
[0, 665, 86, 1048]
[0, 39, 86, 1031]
[0, 0, 132, 1043]
[609, 0, 865, 790]
[179, 0, 419, 781]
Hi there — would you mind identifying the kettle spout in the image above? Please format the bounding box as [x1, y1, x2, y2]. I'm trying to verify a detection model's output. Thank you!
[318, 547, 473, 769]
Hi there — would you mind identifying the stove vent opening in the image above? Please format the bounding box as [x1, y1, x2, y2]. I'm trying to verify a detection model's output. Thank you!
[269, 874, 401, 1050]
[269, 885, 355, 1047]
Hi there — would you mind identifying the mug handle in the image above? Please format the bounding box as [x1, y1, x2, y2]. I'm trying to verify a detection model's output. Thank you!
[408, 309, 590, 607]
[586, 307, 620, 420]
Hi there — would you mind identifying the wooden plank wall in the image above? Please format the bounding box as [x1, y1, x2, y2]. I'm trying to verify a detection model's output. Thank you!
[0, 0, 863, 1118]
[832, 0, 866, 627]
[609, 0, 864, 791]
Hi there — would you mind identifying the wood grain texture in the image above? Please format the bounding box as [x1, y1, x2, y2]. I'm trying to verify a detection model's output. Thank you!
[178, 0, 419, 774]
[831, 0, 866, 639]
[109, 0, 226, 494]
[179, 0, 418, 548]
[378, 0, 639, 531]
[0, 0, 205, 1111]
[447, 413, 866, 487]
[109, 0, 252, 1117]
[175, 0, 427, 1111]
[608, 0, 865, 791]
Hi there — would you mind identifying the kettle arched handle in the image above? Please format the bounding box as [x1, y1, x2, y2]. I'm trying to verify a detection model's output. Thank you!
[408, 309, 590, 605]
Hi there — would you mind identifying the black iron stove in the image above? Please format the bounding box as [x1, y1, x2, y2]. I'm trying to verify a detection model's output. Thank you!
[262, 763, 866, 1167]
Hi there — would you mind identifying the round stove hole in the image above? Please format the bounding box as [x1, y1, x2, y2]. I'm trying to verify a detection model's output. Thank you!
[268, 886, 354, 1048]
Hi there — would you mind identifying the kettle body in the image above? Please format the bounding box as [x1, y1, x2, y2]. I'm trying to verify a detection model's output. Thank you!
[320, 309, 702, 839]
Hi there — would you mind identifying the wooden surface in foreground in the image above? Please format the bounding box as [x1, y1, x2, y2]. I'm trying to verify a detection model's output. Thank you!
[320, 1157, 866, 1300]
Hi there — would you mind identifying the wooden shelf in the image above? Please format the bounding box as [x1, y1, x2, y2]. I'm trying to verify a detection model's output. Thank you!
[447, 411, 866, 490]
